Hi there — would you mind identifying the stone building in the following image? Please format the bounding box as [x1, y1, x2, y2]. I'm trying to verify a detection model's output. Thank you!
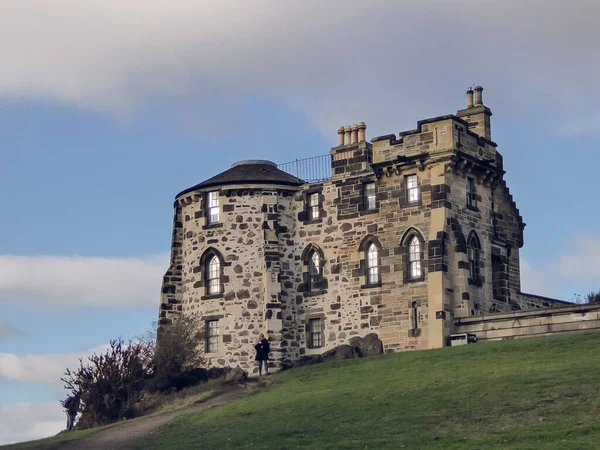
[159, 86, 568, 374]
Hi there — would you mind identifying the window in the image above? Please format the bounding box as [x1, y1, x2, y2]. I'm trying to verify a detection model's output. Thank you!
[468, 233, 481, 282]
[408, 236, 422, 279]
[308, 318, 323, 348]
[466, 177, 476, 208]
[308, 193, 320, 220]
[411, 301, 419, 331]
[406, 175, 419, 203]
[206, 255, 221, 294]
[367, 243, 379, 285]
[206, 320, 219, 353]
[364, 182, 376, 210]
[207, 191, 219, 224]
[308, 250, 321, 292]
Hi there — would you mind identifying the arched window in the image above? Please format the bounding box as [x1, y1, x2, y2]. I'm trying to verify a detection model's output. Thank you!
[401, 228, 425, 283]
[408, 236, 422, 279]
[302, 245, 325, 294]
[367, 243, 379, 285]
[206, 255, 221, 294]
[199, 247, 227, 298]
[467, 231, 481, 283]
[308, 250, 321, 292]
[359, 235, 382, 288]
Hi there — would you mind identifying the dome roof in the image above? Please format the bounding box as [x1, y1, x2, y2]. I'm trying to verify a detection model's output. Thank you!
[176, 160, 305, 198]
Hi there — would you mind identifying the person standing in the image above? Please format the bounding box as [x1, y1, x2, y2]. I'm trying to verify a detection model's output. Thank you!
[254, 333, 270, 375]
[61, 393, 80, 431]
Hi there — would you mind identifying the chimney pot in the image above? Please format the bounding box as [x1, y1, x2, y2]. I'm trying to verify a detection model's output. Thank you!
[344, 126, 351, 145]
[358, 122, 366, 142]
[351, 124, 359, 144]
[474, 85, 483, 106]
[337, 126, 345, 146]
[466, 88, 474, 108]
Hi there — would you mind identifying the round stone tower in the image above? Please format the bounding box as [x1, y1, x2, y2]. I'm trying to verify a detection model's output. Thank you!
[159, 160, 304, 373]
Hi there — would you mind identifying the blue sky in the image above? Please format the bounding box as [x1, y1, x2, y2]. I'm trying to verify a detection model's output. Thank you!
[1, 0, 599, 444]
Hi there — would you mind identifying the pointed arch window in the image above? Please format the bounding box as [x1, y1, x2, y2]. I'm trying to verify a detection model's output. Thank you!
[302, 245, 326, 295]
[206, 255, 221, 295]
[359, 235, 382, 288]
[367, 244, 379, 285]
[408, 236, 422, 279]
[467, 232, 481, 285]
[308, 250, 321, 292]
[401, 228, 425, 283]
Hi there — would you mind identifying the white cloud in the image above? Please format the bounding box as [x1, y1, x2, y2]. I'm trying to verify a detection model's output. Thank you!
[0, 345, 109, 385]
[558, 233, 600, 280]
[0, 254, 168, 307]
[1, 1, 599, 138]
[0, 402, 65, 445]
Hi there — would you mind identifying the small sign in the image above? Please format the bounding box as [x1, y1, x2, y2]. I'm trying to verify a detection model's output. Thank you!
[571, 313, 590, 321]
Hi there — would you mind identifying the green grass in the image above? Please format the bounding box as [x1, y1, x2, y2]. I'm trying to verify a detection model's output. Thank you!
[133, 332, 600, 449]
[1, 424, 112, 450]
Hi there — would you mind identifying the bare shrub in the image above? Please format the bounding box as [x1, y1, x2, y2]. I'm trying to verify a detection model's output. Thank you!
[151, 314, 205, 392]
[62, 338, 154, 429]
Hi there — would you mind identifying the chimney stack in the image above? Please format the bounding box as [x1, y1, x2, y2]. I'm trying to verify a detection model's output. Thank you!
[358, 122, 366, 142]
[466, 87, 474, 108]
[344, 126, 351, 145]
[474, 85, 483, 106]
[337, 127, 345, 146]
[351, 124, 359, 144]
[337, 122, 367, 145]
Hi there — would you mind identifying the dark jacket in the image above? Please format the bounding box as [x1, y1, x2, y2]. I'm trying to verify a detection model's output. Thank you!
[255, 338, 270, 361]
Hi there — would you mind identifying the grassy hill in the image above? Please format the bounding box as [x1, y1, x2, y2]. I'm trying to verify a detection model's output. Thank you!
[133, 332, 600, 449]
[7, 332, 600, 449]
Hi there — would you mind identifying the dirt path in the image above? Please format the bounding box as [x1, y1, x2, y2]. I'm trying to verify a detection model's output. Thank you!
[56, 383, 255, 450]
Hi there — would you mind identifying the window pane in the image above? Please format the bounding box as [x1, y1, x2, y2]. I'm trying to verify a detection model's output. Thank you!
[367, 195, 376, 210]
[367, 244, 379, 284]
[364, 183, 376, 210]
[207, 256, 221, 294]
[308, 193, 320, 219]
[406, 175, 416, 188]
[206, 320, 219, 353]
[409, 237, 420, 262]
[311, 205, 320, 219]
[407, 175, 419, 203]
[309, 319, 323, 348]
[308, 251, 321, 292]
[207, 191, 219, 223]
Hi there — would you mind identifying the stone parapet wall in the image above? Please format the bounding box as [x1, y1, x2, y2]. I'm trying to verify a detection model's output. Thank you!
[454, 303, 599, 342]
[514, 292, 572, 310]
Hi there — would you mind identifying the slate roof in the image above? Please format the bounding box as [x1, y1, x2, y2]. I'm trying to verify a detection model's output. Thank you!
[176, 160, 305, 198]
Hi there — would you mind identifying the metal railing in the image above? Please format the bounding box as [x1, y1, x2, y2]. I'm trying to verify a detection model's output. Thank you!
[278, 154, 331, 183]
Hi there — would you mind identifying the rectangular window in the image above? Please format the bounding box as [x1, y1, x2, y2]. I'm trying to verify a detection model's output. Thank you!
[467, 177, 476, 207]
[406, 175, 419, 203]
[207, 191, 220, 224]
[308, 318, 323, 348]
[308, 193, 320, 220]
[205, 320, 220, 353]
[364, 182, 376, 210]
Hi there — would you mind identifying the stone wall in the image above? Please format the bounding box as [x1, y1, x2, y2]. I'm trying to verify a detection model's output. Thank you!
[455, 303, 600, 342]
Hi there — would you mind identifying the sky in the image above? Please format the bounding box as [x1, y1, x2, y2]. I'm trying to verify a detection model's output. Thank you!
[1, 0, 600, 444]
